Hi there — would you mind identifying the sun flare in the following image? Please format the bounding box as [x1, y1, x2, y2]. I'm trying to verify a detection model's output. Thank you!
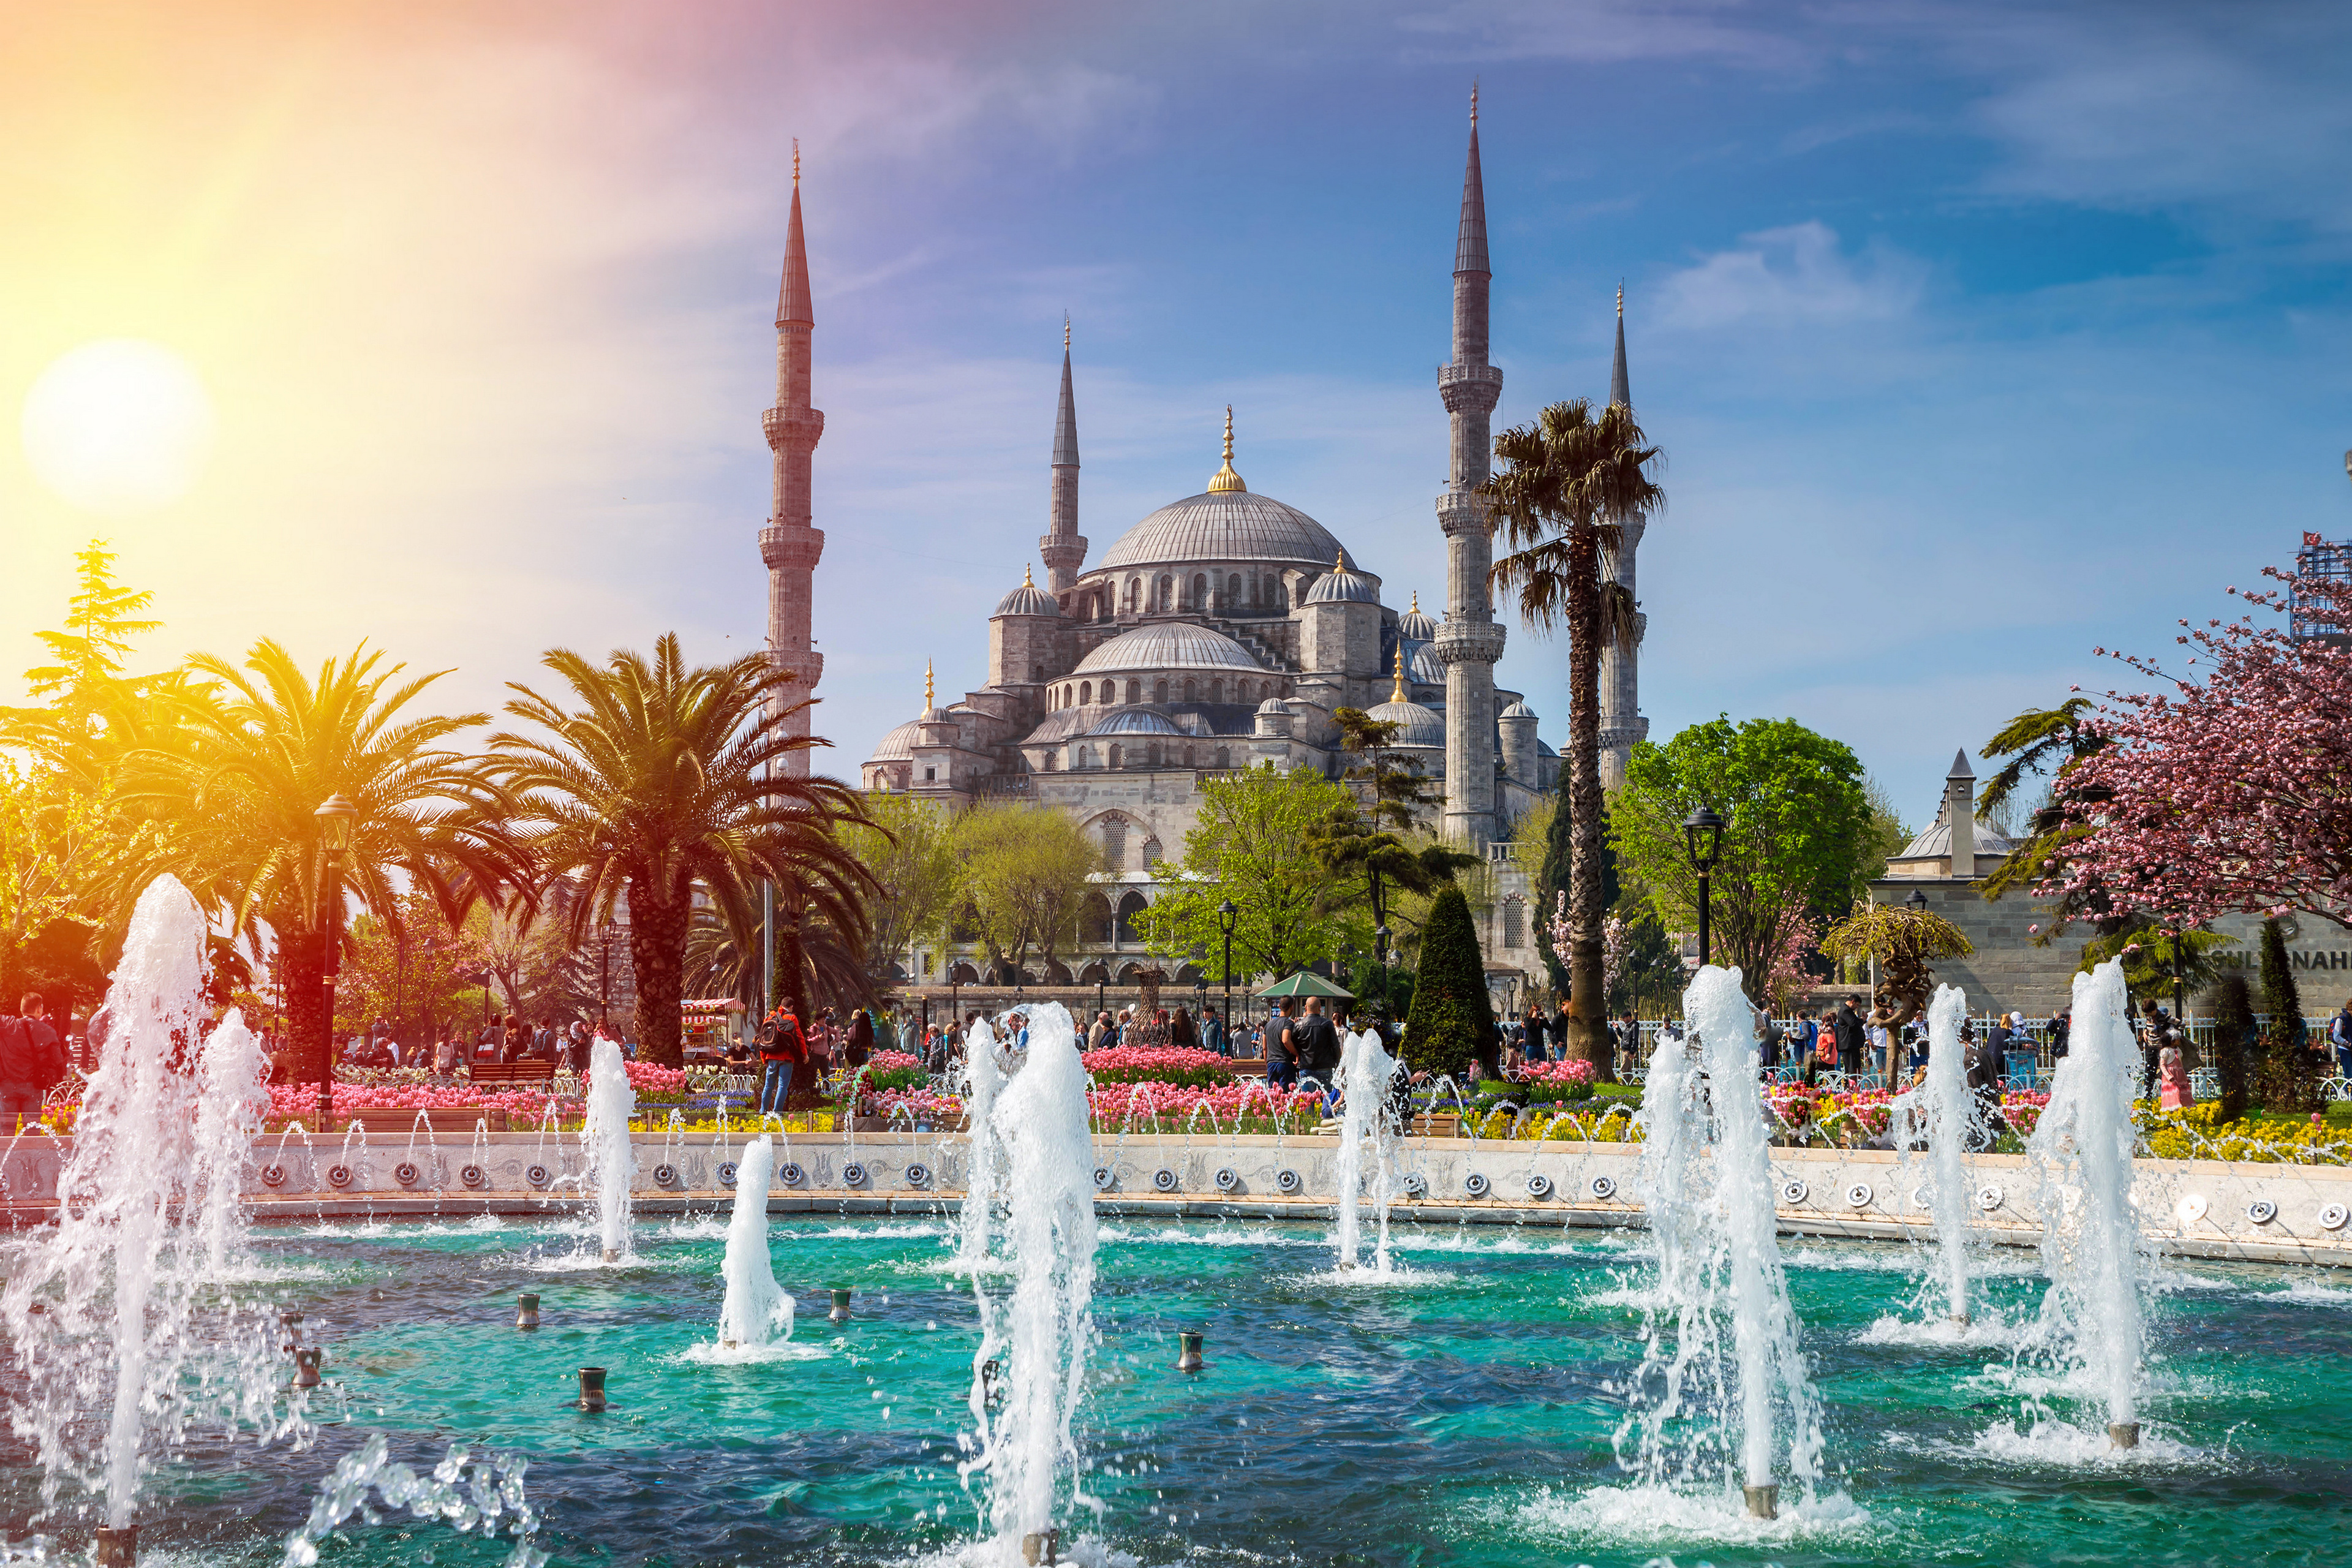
[20, 338, 216, 515]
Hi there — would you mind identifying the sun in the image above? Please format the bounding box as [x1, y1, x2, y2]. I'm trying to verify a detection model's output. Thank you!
[20, 339, 216, 515]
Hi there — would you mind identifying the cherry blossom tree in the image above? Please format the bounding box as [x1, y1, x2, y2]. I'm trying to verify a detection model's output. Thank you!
[2054, 560, 2352, 930]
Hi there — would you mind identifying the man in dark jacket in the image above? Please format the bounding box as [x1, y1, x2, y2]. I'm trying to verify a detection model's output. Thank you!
[1833, 998, 1868, 1077]
[1293, 998, 1343, 1090]
[0, 993, 67, 1131]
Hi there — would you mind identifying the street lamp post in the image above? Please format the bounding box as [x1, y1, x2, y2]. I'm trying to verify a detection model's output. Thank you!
[1682, 805, 1727, 969]
[312, 794, 358, 1131]
[1216, 900, 1238, 1054]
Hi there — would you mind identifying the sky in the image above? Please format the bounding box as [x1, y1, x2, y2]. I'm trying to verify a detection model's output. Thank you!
[3, 0, 2349, 832]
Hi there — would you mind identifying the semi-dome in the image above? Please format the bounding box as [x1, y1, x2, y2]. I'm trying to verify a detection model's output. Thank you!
[869, 718, 922, 760]
[1303, 550, 1379, 605]
[993, 564, 1061, 618]
[1019, 708, 1094, 747]
[1073, 621, 1264, 676]
[1397, 590, 1437, 641]
[1095, 489, 1346, 574]
[1085, 707, 1184, 737]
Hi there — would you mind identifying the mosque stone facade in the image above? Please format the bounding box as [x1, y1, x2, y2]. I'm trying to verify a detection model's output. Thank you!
[789, 110, 1615, 1002]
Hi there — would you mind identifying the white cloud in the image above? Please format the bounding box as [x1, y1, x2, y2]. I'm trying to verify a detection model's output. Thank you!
[1655, 221, 1928, 330]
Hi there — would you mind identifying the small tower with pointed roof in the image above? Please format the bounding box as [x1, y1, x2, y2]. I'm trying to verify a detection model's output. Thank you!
[1597, 284, 1651, 793]
[760, 140, 826, 777]
[1039, 317, 1087, 594]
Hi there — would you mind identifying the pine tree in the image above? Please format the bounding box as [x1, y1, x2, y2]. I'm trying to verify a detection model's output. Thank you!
[2256, 918, 2315, 1112]
[1401, 885, 1494, 1080]
[2211, 973, 2253, 1124]
[24, 540, 160, 707]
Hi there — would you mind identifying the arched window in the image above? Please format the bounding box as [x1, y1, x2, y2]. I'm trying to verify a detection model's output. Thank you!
[1079, 680, 1091, 705]
[1145, 742, 1161, 767]
[1108, 744, 1123, 770]
[1043, 752, 1059, 772]
[1125, 678, 1141, 704]
[1192, 573, 1208, 608]
[1101, 815, 1126, 867]
[1156, 575, 1174, 612]
[1503, 897, 1526, 949]
[1213, 747, 1230, 769]
[1227, 573, 1242, 604]
[1208, 679, 1223, 704]
[1183, 677, 1196, 703]
[1125, 578, 1141, 613]
[1115, 891, 1148, 944]
[1153, 678, 1169, 704]
[1076, 745, 1093, 770]
[1264, 574, 1280, 608]
[1140, 834, 1163, 865]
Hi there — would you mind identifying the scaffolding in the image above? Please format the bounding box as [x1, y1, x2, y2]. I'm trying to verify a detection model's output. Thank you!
[2292, 530, 2352, 645]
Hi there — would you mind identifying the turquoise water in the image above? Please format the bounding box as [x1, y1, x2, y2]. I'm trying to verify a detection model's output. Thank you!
[15, 1209, 2352, 1566]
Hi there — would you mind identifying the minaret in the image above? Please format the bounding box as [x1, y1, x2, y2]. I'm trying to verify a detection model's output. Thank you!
[1597, 285, 1649, 793]
[1433, 86, 1507, 847]
[1039, 317, 1087, 592]
[761, 141, 825, 777]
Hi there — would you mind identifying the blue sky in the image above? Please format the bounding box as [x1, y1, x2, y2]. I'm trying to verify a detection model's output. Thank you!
[5, 0, 2350, 832]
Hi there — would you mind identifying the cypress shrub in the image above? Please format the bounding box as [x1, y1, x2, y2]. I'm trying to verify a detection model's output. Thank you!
[1403, 885, 1494, 1080]
[2211, 973, 2253, 1124]
[2256, 918, 2316, 1112]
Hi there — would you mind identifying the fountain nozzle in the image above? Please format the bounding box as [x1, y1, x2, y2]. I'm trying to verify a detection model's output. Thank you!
[600, 1247, 620, 1265]
[1743, 1483, 1778, 1520]
[291, 1348, 323, 1389]
[2109, 1422, 2140, 1450]
[578, 1366, 608, 1412]
[828, 1288, 853, 1323]
[516, 1292, 540, 1330]
[1020, 1527, 1061, 1565]
[1176, 1331, 1205, 1372]
[278, 1310, 304, 1354]
[94, 1525, 137, 1566]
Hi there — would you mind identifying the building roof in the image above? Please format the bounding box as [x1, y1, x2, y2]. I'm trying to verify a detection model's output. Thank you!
[1366, 696, 1444, 747]
[1499, 698, 1536, 719]
[1895, 812, 2018, 864]
[993, 564, 1061, 617]
[1303, 551, 1380, 605]
[1256, 696, 1291, 714]
[869, 718, 921, 760]
[1397, 590, 1436, 642]
[1017, 707, 1094, 747]
[1072, 620, 1264, 676]
[1093, 488, 1346, 575]
[1085, 707, 1184, 737]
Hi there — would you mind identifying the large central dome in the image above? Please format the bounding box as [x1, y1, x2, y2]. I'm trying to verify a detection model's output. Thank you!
[1096, 488, 1345, 573]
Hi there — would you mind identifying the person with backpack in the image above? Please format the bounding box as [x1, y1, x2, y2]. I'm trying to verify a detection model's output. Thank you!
[758, 1008, 805, 1115]
[0, 993, 69, 1132]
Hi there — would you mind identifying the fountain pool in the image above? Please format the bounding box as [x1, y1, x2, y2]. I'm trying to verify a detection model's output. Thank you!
[8, 1210, 2350, 1565]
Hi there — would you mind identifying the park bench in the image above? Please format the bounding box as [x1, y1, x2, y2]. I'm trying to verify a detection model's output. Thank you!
[464, 1060, 558, 1087]
[1408, 1113, 1462, 1138]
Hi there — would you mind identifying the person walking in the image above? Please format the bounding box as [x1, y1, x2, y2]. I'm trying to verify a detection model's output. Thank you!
[1267, 1001, 1299, 1090]
[2158, 1045, 2195, 1110]
[2331, 999, 2352, 1081]
[845, 1009, 874, 1070]
[757, 1008, 804, 1116]
[1171, 1006, 1197, 1049]
[1833, 997, 1867, 1079]
[1200, 1006, 1226, 1056]
[1522, 1006, 1549, 1065]
[1292, 998, 1343, 1112]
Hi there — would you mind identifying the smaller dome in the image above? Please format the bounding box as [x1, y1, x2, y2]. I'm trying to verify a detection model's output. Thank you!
[1256, 696, 1291, 715]
[1303, 549, 1379, 605]
[1074, 621, 1263, 677]
[1397, 590, 1437, 642]
[993, 564, 1061, 618]
[1367, 698, 1444, 748]
[869, 719, 922, 761]
[1406, 641, 1442, 686]
[1499, 698, 1536, 720]
[1087, 707, 1183, 737]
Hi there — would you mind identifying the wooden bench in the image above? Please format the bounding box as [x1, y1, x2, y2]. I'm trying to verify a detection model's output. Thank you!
[1408, 1113, 1463, 1138]
[464, 1060, 558, 1087]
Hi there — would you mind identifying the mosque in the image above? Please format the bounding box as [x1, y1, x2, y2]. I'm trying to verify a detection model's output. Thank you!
[758, 104, 1649, 997]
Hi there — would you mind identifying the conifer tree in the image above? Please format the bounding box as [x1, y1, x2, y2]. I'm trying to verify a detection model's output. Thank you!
[2256, 917, 2314, 1111]
[1401, 884, 1494, 1079]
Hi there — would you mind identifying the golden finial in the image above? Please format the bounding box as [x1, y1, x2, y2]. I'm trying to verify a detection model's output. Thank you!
[1208, 405, 1246, 492]
[1023, 562, 1035, 587]
[924, 659, 934, 712]
[1471, 79, 1479, 127]
[1391, 642, 1409, 703]
[1063, 313, 1071, 352]
[1334, 548, 1346, 573]
[1410, 589, 1421, 614]
[1616, 281, 1624, 318]
[793, 138, 801, 187]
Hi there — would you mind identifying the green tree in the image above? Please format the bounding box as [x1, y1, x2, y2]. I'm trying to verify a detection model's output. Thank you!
[954, 802, 1106, 983]
[2076, 915, 2235, 1003]
[1401, 884, 1494, 1079]
[2255, 916, 2317, 1112]
[2211, 972, 2254, 1123]
[1147, 764, 1356, 982]
[1487, 398, 1664, 1065]
[1977, 696, 2106, 907]
[333, 891, 494, 1044]
[121, 640, 532, 1082]
[1820, 900, 1974, 1033]
[1611, 716, 1872, 1005]
[491, 634, 875, 1065]
[1611, 908, 1679, 1017]
[840, 793, 960, 985]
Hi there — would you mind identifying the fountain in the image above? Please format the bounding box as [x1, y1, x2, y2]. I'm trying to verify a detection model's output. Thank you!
[2026, 958, 2146, 1448]
[1919, 984, 1979, 1327]
[0, 876, 295, 1560]
[1616, 965, 1825, 1522]
[1333, 1025, 1400, 1275]
[580, 1036, 636, 1262]
[962, 1003, 1099, 1560]
[715, 1135, 794, 1351]
[956, 1017, 1005, 1275]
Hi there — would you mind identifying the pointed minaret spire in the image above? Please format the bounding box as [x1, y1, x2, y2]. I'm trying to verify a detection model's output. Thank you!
[1609, 283, 1631, 410]
[761, 139, 826, 777]
[1436, 85, 1505, 846]
[1391, 642, 1409, 704]
[1040, 318, 1087, 591]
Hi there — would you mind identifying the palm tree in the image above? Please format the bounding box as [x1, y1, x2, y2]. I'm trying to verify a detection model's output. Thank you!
[119, 639, 529, 1080]
[1978, 696, 2107, 905]
[1485, 399, 1664, 1065]
[490, 634, 876, 1066]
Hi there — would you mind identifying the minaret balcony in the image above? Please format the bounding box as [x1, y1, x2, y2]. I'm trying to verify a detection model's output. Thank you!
[762, 405, 827, 452]
[1427, 618, 1506, 668]
[1438, 362, 1504, 414]
[760, 525, 826, 571]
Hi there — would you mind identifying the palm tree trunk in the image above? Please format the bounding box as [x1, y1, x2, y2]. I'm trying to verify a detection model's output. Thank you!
[629, 881, 688, 1068]
[1566, 520, 1610, 1073]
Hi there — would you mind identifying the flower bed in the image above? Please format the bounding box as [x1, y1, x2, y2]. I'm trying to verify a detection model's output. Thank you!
[2141, 1101, 2352, 1164]
[1087, 1079, 1321, 1126]
[1081, 1047, 1236, 1090]
[264, 1082, 578, 1128]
